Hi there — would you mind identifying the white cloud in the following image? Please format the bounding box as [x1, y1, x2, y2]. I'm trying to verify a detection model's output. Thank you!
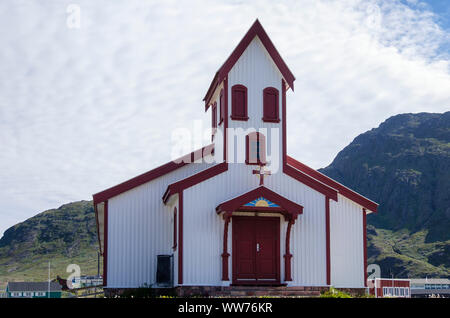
[0, 0, 449, 237]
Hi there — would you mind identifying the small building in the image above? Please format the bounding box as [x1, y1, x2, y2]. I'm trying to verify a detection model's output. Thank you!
[70, 275, 103, 289]
[367, 278, 411, 298]
[410, 278, 450, 298]
[6, 282, 62, 298]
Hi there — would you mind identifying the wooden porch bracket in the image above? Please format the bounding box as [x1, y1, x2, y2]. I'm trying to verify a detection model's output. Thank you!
[284, 213, 298, 281]
[221, 212, 232, 281]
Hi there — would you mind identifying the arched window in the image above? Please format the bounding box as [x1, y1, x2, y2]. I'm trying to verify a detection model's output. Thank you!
[246, 132, 266, 165]
[173, 207, 177, 250]
[262, 87, 279, 122]
[231, 84, 248, 121]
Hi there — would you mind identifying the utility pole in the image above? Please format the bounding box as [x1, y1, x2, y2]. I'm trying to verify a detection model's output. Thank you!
[48, 261, 50, 298]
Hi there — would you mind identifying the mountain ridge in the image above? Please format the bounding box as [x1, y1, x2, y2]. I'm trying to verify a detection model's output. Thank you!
[319, 111, 450, 277]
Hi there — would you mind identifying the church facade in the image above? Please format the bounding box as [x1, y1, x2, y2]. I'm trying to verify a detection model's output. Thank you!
[93, 20, 378, 294]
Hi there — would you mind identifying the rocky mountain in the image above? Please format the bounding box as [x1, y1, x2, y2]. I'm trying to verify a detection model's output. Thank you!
[320, 111, 450, 278]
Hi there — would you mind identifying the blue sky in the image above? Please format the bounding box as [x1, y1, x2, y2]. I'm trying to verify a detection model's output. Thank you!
[0, 0, 449, 237]
[419, 0, 450, 29]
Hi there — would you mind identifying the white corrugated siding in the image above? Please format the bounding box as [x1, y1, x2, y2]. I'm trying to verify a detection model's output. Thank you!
[106, 159, 212, 288]
[329, 194, 365, 288]
[182, 161, 327, 286]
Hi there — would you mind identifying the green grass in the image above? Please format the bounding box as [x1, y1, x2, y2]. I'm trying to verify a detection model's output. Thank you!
[368, 226, 450, 278]
[0, 201, 101, 290]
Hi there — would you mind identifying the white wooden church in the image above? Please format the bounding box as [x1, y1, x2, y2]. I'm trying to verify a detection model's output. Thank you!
[93, 20, 378, 295]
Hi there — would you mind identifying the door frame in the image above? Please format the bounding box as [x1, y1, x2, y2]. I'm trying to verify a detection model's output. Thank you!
[231, 216, 281, 285]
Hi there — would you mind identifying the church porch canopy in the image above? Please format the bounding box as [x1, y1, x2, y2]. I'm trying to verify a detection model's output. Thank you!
[215, 186, 303, 220]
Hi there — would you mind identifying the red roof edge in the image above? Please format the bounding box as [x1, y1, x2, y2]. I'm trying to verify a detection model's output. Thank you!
[163, 162, 228, 204]
[204, 19, 296, 109]
[215, 186, 303, 216]
[94, 203, 102, 255]
[286, 155, 378, 212]
[93, 144, 214, 204]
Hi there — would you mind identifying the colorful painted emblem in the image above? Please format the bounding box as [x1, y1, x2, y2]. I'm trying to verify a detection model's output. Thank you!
[244, 197, 280, 207]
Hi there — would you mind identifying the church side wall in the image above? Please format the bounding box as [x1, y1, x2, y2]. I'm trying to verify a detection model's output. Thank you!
[106, 159, 212, 288]
[329, 194, 365, 288]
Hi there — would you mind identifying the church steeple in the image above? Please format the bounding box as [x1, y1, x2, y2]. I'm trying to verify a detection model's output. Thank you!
[204, 20, 295, 172]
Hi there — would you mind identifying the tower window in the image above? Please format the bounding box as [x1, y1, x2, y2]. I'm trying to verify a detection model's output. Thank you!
[246, 132, 266, 165]
[262, 87, 280, 122]
[231, 84, 248, 121]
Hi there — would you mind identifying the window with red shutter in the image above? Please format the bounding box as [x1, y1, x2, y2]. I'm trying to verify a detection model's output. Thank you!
[231, 84, 248, 121]
[245, 132, 266, 165]
[173, 207, 177, 250]
[262, 87, 280, 122]
[212, 102, 217, 140]
[219, 89, 224, 125]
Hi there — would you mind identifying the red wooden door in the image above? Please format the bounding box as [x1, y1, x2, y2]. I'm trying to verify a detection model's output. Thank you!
[233, 217, 280, 285]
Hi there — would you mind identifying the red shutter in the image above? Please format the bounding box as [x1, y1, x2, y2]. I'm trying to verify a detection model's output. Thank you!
[246, 132, 266, 165]
[212, 102, 217, 128]
[263, 87, 279, 122]
[219, 89, 224, 124]
[211, 102, 217, 141]
[231, 85, 248, 120]
[173, 207, 177, 250]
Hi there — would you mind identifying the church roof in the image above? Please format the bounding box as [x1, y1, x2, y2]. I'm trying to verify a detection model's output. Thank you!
[7, 282, 61, 292]
[93, 148, 377, 213]
[286, 156, 378, 212]
[92, 144, 214, 205]
[203, 19, 296, 109]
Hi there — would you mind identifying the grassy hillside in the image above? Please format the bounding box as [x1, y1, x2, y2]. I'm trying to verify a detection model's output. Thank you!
[320, 112, 450, 278]
[367, 226, 450, 278]
[0, 201, 101, 290]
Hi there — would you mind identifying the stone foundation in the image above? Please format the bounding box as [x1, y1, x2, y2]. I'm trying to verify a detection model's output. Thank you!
[334, 287, 367, 297]
[105, 285, 330, 297]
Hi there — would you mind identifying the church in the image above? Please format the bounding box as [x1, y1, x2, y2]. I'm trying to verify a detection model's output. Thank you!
[93, 20, 378, 296]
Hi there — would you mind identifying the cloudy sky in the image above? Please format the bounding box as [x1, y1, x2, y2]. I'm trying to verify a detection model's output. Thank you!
[0, 0, 449, 237]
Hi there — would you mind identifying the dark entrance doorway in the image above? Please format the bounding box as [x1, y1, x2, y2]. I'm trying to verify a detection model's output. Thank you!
[232, 216, 280, 285]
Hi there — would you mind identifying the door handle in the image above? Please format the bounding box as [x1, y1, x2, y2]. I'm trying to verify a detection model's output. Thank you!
[256, 243, 260, 252]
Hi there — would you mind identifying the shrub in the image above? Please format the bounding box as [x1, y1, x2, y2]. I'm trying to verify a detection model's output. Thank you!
[320, 287, 352, 298]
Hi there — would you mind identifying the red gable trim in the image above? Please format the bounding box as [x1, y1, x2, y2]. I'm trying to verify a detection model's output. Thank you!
[363, 208, 368, 287]
[93, 144, 214, 204]
[103, 200, 108, 287]
[325, 197, 331, 286]
[163, 162, 228, 204]
[286, 156, 378, 212]
[215, 186, 303, 217]
[283, 163, 338, 201]
[204, 19, 295, 109]
[178, 191, 184, 284]
[94, 204, 102, 255]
